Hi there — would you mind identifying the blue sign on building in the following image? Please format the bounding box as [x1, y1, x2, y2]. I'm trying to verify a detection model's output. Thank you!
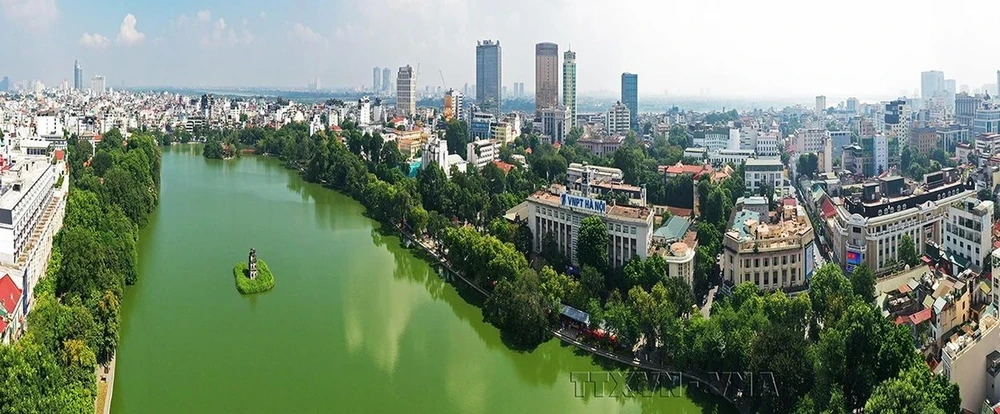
[560, 194, 607, 215]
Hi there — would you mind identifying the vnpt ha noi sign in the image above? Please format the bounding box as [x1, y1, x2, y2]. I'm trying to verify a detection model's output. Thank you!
[561, 193, 607, 215]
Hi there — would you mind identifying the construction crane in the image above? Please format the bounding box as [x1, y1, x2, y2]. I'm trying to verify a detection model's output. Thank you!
[439, 69, 448, 90]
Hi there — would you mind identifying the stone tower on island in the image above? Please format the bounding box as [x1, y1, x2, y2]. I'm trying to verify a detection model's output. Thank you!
[248, 248, 258, 280]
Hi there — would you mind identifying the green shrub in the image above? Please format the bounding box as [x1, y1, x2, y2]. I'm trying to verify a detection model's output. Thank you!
[233, 260, 275, 294]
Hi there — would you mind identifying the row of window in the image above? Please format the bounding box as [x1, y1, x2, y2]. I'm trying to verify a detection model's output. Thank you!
[729, 252, 799, 268]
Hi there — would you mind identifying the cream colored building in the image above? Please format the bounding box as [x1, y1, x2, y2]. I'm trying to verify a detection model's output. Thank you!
[722, 204, 815, 291]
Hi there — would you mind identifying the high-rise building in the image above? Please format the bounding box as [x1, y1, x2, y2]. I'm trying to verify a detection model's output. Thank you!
[562, 50, 577, 129]
[373, 67, 381, 92]
[382, 68, 391, 93]
[815, 95, 827, 114]
[0, 77, 8, 92]
[921, 70, 945, 101]
[90, 75, 106, 96]
[73, 60, 83, 91]
[444, 89, 464, 122]
[475, 40, 502, 116]
[621, 73, 638, 131]
[956, 92, 982, 131]
[846, 97, 859, 113]
[396, 65, 416, 117]
[534, 42, 559, 114]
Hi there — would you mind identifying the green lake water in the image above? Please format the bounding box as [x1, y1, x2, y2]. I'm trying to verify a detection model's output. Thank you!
[110, 145, 732, 413]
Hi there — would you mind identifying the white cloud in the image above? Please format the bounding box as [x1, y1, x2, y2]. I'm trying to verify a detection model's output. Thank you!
[0, 0, 58, 31]
[197, 9, 211, 22]
[201, 17, 253, 48]
[79, 32, 110, 50]
[259, 11, 267, 18]
[117, 13, 145, 46]
[291, 23, 324, 44]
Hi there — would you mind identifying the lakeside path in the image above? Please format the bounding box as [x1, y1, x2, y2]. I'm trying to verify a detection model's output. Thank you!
[95, 355, 116, 414]
[395, 225, 750, 414]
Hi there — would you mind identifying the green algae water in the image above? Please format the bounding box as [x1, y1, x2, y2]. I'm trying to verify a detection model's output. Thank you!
[110, 145, 731, 413]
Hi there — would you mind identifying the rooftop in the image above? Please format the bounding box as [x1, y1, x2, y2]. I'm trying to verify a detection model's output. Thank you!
[653, 216, 691, 242]
[528, 186, 652, 222]
[0, 154, 53, 211]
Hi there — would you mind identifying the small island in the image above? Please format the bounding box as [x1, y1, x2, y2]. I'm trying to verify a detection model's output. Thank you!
[233, 248, 274, 294]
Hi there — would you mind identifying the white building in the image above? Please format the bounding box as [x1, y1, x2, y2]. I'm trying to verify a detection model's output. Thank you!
[744, 158, 784, 194]
[658, 242, 695, 288]
[874, 133, 888, 175]
[90, 75, 106, 96]
[444, 89, 464, 122]
[815, 95, 826, 114]
[466, 139, 500, 169]
[566, 163, 623, 184]
[704, 128, 739, 153]
[526, 185, 654, 269]
[33, 113, 62, 136]
[723, 205, 815, 291]
[709, 149, 755, 166]
[606, 101, 631, 136]
[358, 97, 372, 126]
[421, 136, 466, 177]
[943, 198, 993, 270]
[755, 131, 780, 157]
[541, 106, 570, 144]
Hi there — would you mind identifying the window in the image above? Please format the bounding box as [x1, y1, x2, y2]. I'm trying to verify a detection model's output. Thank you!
[782, 256, 787, 265]
[764, 258, 769, 267]
[755, 258, 760, 267]
[631, 226, 636, 235]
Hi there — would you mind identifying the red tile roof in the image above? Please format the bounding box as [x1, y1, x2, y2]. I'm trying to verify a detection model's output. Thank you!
[660, 163, 713, 179]
[0, 274, 21, 332]
[492, 160, 514, 174]
[908, 308, 932, 325]
[820, 196, 837, 218]
[54, 150, 64, 161]
[667, 206, 693, 218]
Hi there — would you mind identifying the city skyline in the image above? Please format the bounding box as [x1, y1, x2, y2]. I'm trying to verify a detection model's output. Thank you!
[3, 0, 1000, 98]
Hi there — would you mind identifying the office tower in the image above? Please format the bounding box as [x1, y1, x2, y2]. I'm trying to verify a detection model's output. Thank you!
[314, 77, 321, 91]
[396, 65, 416, 117]
[518, 82, 525, 98]
[476, 39, 502, 116]
[0, 76, 8, 92]
[373, 67, 381, 92]
[382, 67, 391, 93]
[921, 70, 944, 101]
[73, 60, 83, 91]
[534, 42, 559, 114]
[562, 50, 577, 129]
[996, 70, 1000, 97]
[846, 97, 858, 113]
[91, 75, 106, 95]
[815, 95, 827, 114]
[621, 73, 638, 131]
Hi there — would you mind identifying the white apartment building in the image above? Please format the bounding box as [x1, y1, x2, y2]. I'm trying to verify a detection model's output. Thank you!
[942, 198, 993, 270]
[358, 97, 371, 126]
[527, 185, 654, 269]
[704, 128, 738, 153]
[466, 139, 500, 169]
[654, 242, 695, 288]
[874, 133, 888, 175]
[606, 101, 631, 136]
[739, 125, 758, 151]
[975, 133, 1000, 156]
[744, 158, 784, 194]
[755, 131, 780, 157]
[33, 113, 62, 136]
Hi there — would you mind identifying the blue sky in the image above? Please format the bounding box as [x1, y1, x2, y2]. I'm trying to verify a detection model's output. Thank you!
[4, 0, 1000, 99]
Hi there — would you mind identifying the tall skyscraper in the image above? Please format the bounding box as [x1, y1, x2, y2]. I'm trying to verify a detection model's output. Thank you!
[921, 70, 944, 101]
[73, 60, 83, 91]
[91, 75, 106, 96]
[382, 68, 391, 93]
[562, 50, 577, 129]
[396, 65, 416, 117]
[0, 76, 9, 92]
[621, 73, 638, 131]
[373, 67, 381, 92]
[475, 40, 502, 116]
[534, 42, 559, 114]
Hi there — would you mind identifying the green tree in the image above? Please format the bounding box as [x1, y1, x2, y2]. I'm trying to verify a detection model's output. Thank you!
[483, 270, 551, 349]
[577, 216, 609, 273]
[850, 263, 876, 304]
[93, 291, 120, 364]
[898, 235, 919, 267]
[444, 120, 470, 156]
[865, 364, 960, 413]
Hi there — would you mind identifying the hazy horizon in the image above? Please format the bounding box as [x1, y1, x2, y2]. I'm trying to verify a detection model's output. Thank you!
[4, 0, 1000, 100]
